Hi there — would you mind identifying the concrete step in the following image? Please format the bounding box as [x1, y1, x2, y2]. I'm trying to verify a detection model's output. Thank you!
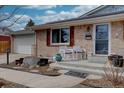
[88, 56, 108, 63]
[58, 61, 105, 70]
[50, 63, 104, 75]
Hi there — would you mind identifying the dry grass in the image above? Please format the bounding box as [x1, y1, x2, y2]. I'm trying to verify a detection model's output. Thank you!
[0, 82, 5, 88]
[0, 78, 28, 88]
[103, 62, 124, 87]
[80, 78, 124, 88]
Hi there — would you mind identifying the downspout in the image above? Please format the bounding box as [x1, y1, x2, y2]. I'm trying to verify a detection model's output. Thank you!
[10, 35, 13, 53]
[34, 31, 37, 57]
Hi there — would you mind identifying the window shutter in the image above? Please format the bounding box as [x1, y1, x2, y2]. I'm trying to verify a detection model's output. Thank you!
[70, 26, 74, 46]
[46, 29, 51, 46]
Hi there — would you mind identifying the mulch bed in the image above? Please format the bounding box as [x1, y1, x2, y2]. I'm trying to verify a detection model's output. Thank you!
[0, 62, 61, 76]
[78, 78, 124, 88]
[0, 78, 29, 88]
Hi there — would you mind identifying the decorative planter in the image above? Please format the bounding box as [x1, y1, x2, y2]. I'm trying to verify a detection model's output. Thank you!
[108, 54, 123, 67]
[37, 58, 48, 66]
[53, 54, 62, 62]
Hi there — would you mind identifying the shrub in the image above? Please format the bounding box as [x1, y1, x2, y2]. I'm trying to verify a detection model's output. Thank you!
[0, 82, 5, 88]
[104, 63, 124, 87]
[54, 54, 62, 62]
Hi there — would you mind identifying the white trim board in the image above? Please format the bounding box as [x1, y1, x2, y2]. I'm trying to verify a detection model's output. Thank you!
[93, 23, 111, 56]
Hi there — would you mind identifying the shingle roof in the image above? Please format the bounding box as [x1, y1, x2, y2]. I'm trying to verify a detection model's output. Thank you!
[45, 5, 124, 25]
[44, 5, 105, 25]
[10, 29, 34, 35]
[31, 5, 124, 30]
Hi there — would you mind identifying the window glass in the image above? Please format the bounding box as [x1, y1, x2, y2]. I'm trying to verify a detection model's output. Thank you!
[96, 24, 108, 40]
[95, 40, 108, 54]
[61, 28, 70, 43]
[52, 29, 60, 43]
[95, 24, 109, 54]
[51, 28, 70, 44]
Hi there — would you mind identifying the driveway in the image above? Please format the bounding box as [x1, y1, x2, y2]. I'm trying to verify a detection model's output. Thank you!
[0, 53, 30, 64]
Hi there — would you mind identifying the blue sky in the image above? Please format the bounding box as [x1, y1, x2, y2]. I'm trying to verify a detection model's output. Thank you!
[0, 5, 98, 31]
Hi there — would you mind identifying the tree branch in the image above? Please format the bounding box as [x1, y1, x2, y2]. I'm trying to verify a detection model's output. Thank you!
[0, 7, 20, 23]
[6, 14, 24, 28]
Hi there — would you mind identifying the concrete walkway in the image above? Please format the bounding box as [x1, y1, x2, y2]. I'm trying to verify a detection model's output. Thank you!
[0, 68, 84, 88]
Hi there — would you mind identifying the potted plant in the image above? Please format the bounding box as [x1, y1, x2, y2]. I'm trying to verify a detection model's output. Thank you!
[53, 53, 62, 62]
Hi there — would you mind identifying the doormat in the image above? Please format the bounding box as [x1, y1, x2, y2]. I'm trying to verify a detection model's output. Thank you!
[64, 71, 88, 78]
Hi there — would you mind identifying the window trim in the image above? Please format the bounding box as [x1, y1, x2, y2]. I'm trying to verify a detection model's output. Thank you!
[93, 23, 111, 56]
[50, 27, 70, 46]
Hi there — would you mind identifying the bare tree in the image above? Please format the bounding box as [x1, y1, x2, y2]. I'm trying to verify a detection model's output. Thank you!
[0, 5, 24, 29]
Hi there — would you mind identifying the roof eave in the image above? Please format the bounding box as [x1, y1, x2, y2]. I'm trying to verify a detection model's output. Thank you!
[10, 31, 35, 35]
[32, 13, 124, 30]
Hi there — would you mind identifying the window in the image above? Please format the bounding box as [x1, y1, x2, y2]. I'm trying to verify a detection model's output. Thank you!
[51, 28, 70, 45]
[52, 29, 60, 43]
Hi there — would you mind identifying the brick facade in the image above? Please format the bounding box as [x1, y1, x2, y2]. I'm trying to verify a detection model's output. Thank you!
[36, 30, 59, 57]
[74, 25, 93, 55]
[36, 21, 124, 57]
[111, 21, 124, 55]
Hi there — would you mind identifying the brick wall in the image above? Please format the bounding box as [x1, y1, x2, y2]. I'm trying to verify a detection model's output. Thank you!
[36, 30, 59, 57]
[36, 21, 124, 57]
[111, 21, 124, 55]
[36, 25, 93, 57]
[74, 25, 93, 55]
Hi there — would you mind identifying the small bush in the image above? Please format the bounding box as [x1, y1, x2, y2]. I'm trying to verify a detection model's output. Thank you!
[0, 82, 5, 88]
[104, 63, 124, 87]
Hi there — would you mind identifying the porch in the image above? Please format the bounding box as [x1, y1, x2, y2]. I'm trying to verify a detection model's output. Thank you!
[50, 57, 107, 76]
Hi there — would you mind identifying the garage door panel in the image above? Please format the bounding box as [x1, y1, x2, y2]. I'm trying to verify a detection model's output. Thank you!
[16, 45, 32, 54]
[14, 35, 34, 54]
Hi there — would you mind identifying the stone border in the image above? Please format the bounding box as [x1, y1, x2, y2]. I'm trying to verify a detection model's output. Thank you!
[0, 65, 61, 77]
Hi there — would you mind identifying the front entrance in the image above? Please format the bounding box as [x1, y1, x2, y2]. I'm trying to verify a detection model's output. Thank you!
[94, 24, 110, 55]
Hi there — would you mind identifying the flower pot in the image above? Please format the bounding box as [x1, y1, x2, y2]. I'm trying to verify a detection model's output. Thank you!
[37, 58, 48, 66]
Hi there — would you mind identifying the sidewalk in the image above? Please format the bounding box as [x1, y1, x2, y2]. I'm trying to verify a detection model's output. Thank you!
[0, 68, 84, 88]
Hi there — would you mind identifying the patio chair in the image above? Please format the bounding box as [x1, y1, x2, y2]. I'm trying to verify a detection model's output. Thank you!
[73, 46, 86, 60]
[59, 46, 74, 61]
[64, 48, 75, 61]
[59, 46, 67, 60]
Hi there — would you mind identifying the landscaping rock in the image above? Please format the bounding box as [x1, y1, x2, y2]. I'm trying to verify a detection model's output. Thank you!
[46, 68, 53, 72]
[23, 56, 40, 68]
[13, 67, 22, 69]
[30, 69, 39, 73]
[36, 65, 40, 68]
[29, 65, 35, 69]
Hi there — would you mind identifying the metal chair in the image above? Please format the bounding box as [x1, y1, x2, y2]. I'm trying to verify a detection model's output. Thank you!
[64, 48, 75, 61]
[59, 46, 67, 60]
[59, 46, 75, 61]
[73, 46, 86, 60]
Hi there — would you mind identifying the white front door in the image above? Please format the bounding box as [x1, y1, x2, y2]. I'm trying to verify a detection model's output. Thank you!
[93, 23, 111, 55]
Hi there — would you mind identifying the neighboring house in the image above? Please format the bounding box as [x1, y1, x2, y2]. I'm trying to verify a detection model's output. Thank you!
[30, 5, 124, 61]
[0, 27, 11, 35]
[0, 28, 11, 53]
[11, 30, 36, 55]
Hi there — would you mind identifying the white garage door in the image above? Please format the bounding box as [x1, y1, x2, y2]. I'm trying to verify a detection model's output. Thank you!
[14, 34, 35, 54]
